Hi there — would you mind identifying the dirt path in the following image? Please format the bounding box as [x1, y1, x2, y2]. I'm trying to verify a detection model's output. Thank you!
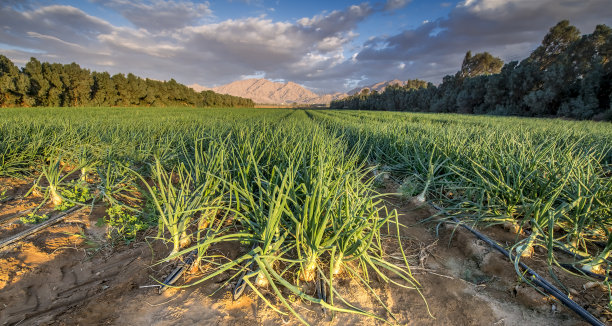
[0, 180, 604, 325]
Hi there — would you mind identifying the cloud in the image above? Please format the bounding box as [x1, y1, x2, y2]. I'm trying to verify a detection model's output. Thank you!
[94, 0, 212, 32]
[384, 0, 411, 11]
[0, 5, 113, 56]
[228, 0, 264, 5]
[0, 2, 370, 90]
[297, 3, 373, 38]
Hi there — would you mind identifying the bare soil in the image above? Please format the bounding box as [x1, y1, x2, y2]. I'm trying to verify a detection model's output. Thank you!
[0, 178, 608, 325]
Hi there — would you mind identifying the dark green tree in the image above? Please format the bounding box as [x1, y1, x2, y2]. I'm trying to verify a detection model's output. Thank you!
[529, 20, 580, 70]
[91, 72, 117, 106]
[459, 51, 504, 78]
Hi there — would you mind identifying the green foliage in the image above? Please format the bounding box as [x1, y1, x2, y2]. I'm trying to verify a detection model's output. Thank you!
[530, 20, 581, 69]
[103, 205, 148, 241]
[399, 175, 422, 199]
[28, 155, 82, 208]
[459, 51, 503, 78]
[56, 181, 93, 211]
[20, 212, 49, 224]
[0, 56, 254, 108]
[312, 108, 612, 295]
[1, 105, 610, 319]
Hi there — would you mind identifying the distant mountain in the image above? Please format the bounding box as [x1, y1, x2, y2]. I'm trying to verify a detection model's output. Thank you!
[210, 79, 346, 105]
[188, 83, 210, 92]
[348, 79, 407, 95]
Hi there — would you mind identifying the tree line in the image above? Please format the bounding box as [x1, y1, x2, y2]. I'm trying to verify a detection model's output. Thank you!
[331, 21, 612, 120]
[0, 56, 254, 108]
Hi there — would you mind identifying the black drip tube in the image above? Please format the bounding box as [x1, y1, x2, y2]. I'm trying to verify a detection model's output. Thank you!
[159, 250, 198, 294]
[430, 204, 605, 326]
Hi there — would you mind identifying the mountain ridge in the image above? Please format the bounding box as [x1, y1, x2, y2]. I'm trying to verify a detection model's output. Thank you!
[192, 79, 346, 105]
[189, 78, 417, 105]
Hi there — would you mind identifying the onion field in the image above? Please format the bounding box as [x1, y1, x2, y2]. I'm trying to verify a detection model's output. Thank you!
[1, 107, 611, 323]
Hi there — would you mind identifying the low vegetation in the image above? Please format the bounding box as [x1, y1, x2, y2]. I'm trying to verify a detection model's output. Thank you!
[1, 106, 610, 322]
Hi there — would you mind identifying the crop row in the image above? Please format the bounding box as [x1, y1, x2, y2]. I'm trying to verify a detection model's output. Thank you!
[311, 110, 612, 278]
[0, 107, 425, 323]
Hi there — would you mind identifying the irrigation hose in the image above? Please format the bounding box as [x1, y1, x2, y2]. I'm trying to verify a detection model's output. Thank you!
[0, 195, 15, 204]
[315, 273, 328, 314]
[0, 205, 85, 250]
[232, 263, 254, 300]
[233, 244, 259, 300]
[159, 249, 198, 294]
[0, 207, 35, 224]
[430, 203, 605, 326]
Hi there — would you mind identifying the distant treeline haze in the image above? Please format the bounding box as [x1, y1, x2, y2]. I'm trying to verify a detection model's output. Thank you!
[0, 57, 254, 108]
[331, 21, 612, 120]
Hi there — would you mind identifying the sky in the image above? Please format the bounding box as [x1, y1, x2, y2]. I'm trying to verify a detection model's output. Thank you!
[1, 0, 611, 93]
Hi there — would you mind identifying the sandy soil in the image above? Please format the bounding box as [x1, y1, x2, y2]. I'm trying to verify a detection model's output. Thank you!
[0, 178, 609, 325]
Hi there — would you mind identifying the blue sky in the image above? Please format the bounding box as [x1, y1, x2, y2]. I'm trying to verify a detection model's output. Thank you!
[1, 0, 610, 93]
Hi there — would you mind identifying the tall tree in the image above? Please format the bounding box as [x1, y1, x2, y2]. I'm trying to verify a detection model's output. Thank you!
[459, 51, 504, 78]
[24, 57, 50, 106]
[91, 72, 117, 106]
[61, 63, 93, 106]
[0, 55, 33, 107]
[529, 20, 580, 70]
[42, 63, 65, 106]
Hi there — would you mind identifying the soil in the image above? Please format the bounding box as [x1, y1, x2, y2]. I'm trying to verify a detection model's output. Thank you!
[0, 178, 608, 326]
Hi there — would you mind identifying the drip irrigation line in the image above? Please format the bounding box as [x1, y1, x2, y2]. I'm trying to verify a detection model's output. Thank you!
[430, 203, 605, 326]
[0, 207, 34, 224]
[232, 262, 254, 300]
[386, 173, 607, 324]
[159, 249, 198, 294]
[548, 239, 590, 261]
[315, 273, 328, 314]
[594, 241, 607, 248]
[0, 205, 85, 250]
[389, 173, 610, 262]
[539, 238, 612, 277]
[233, 244, 259, 300]
[528, 233, 612, 267]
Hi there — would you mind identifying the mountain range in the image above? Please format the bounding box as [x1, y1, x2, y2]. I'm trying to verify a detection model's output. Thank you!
[190, 79, 346, 105]
[189, 79, 408, 105]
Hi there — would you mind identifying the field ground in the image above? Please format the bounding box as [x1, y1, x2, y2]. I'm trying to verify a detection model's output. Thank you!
[0, 107, 610, 325]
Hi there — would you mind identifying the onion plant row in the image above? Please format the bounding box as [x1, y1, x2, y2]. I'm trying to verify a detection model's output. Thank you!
[2, 106, 610, 319]
[310, 109, 612, 284]
[0, 107, 425, 323]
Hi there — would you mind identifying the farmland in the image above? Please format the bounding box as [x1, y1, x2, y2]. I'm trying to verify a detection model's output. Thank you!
[1, 107, 611, 325]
